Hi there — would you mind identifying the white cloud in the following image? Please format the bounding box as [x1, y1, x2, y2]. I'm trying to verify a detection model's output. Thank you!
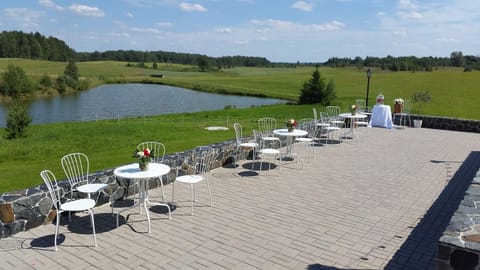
[129, 26, 162, 34]
[292, 1, 314, 12]
[398, 11, 423, 20]
[312, 20, 346, 31]
[112, 32, 131, 38]
[251, 19, 345, 32]
[126, 12, 134, 18]
[2, 8, 45, 28]
[215, 27, 232, 33]
[436, 37, 458, 43]
[179, 2, 207, 12]
[68, 4, 105, 17]
[156, 22, 174, 28]
[398, 0, 417, 10]
[39, 0, 64, 11]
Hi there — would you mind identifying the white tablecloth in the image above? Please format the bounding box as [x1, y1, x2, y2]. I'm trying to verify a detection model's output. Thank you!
[369, 105, 393, 129]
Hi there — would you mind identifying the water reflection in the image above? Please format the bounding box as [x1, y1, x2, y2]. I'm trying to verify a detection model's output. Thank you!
[0, 84, 285, 127]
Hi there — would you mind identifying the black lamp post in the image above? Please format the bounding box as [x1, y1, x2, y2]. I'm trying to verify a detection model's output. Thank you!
[365, 68, 372, 112]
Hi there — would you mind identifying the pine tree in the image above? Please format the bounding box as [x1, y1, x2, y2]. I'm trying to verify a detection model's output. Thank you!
[298, 65, 326, 104]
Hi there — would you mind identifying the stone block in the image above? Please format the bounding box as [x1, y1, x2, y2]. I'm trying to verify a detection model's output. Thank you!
[0, 203, 15, 223]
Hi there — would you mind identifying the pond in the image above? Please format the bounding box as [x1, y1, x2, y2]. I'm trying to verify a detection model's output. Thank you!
[0, 84, 286, 127]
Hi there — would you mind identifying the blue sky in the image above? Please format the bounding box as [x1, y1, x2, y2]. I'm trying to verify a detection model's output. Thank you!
[0, 0, 479, 62]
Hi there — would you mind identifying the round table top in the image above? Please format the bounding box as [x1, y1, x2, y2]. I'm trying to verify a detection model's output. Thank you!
[339, 113, 368, 119]
[114, 163, 171, 179]
[273, 128, 308, 137]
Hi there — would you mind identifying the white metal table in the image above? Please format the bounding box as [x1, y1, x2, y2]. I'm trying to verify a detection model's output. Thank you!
[339, 113, 368, 143]
[273, 128, 308, 159]
[114, 163, 171, 233]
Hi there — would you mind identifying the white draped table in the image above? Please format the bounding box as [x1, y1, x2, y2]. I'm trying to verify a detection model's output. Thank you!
[369, 105, 393, 129]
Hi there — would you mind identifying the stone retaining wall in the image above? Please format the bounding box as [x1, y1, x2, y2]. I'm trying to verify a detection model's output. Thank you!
[0, 139, 243, 239]
[393, 114, 480, 133]
[437, 169, 480, 269]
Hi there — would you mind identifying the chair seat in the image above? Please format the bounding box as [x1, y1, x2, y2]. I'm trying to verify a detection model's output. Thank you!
[324, 126, 340, 131]
[77, 183, 108, 194]
[356, 121, 369, 126]
[259, 148, 281, 155]
[295, 137, 314, 142]
[316, 123, 330, 127]
[61, 198, 96, 212]
[262, 136, 280, 141]
[240, 142, 258, 148]
[176, 175, 204, 185]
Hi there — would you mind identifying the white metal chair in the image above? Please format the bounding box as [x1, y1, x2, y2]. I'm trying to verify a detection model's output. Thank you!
[257, 117, 281, 144]
[326, 106, 345, 128]
[313, 108, 330, 140]
[136, 142, 167, 201]
[233, 123, 258, 169]
[295, 118, 316, 162]
[61, 153, 107, 202]
[172, 146, 215, 215]
[40, 169, 97, 251]
[254, 130, 282, 175]
[320, 112, 342, 145]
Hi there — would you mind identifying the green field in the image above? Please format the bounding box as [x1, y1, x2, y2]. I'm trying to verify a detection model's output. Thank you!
[0, 59, 479, 193]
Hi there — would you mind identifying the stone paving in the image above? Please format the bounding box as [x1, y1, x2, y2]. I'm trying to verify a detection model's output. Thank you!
[1, 126, 479, 270]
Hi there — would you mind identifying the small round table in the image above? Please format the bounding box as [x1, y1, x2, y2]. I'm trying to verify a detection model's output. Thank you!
[339, 113, 368, 143]
[273, 128, 308, 158]
[114, 163, 171, 233]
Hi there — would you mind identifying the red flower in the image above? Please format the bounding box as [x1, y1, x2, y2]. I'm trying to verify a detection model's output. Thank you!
[143, 149, 150, 157]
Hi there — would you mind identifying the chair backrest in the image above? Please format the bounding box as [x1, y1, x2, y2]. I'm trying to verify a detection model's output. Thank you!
[319, 112, 329, 123]
[40, 170, 61, 211]
[326, 106, 340, 120]
[61, 152, 89, 189]
[137, 142, 166, 163]
[191, 146, 216, 176]
[233, 123, 243, 145]
[403, 99, 412, 113]
[258, 117, 277, 136]
[298, 118, 316, 137]
[355, 100, 366, 113]
[312, 108, 318, 122]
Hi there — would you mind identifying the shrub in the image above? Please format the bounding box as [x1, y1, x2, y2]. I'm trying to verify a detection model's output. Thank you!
[5, 101, 32, 139]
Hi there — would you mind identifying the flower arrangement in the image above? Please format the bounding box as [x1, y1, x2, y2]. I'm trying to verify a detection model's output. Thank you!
[394, 98, 404, 105]
[133, 148, 154, 171]
[286, 119, 297, 132]
[350, 104, 357, 115]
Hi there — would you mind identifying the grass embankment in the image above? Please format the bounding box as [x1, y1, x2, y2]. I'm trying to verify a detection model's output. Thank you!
[0, 104, 314, 193]
[0, 59, 479, 192]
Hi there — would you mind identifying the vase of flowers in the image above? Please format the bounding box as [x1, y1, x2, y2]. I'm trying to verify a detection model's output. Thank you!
[350, 104, 357, 115]
[286, 119, 297, 132]
[133, 148, 154, 171]
[394, 98, 404, 114]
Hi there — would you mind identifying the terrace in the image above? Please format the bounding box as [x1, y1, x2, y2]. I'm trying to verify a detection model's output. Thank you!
[0, 126, 479, 269]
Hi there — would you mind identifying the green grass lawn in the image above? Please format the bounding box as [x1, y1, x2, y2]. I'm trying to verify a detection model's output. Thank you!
[0, 59, 479, 193]
[0, 104, 314, 193]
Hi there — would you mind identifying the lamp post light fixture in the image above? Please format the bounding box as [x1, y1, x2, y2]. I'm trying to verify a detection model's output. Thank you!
[365, 68, 372, 112]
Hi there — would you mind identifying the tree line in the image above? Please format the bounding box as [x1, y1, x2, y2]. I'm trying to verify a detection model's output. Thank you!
[0, 31, 270, 68]
[0, 31, 76, 61]
[324, 52, 480, 72]
[2, 31, 478, 72]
